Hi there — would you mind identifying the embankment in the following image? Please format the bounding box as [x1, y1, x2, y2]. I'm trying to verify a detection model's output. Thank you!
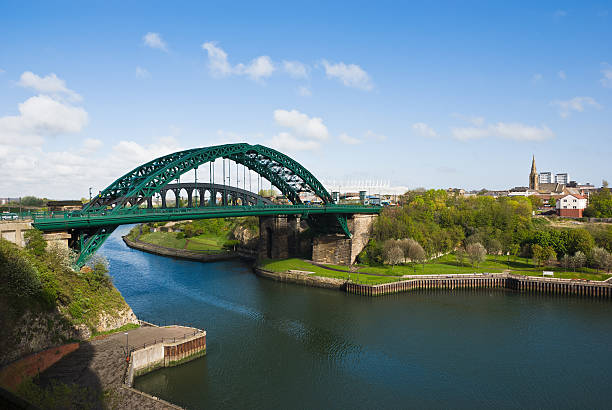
[346, 273, 612, 298]
[254, 267, 612, 299]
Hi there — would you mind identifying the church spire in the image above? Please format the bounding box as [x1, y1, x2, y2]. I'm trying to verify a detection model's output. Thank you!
[529, 155, 539, 190]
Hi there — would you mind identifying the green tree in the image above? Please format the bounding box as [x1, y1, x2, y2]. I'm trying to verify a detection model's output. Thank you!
[532, 244, 545, 267]
[24, 229, 47, 256]
[21, 196, 45, 207]
[584, 185, 612, 218]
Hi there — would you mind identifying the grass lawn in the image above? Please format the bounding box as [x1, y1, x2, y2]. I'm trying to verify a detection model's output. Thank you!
[140, 231, 228, 251]
[186, 233, 227, 251]
[509, 269, 611, 281]
[355, 254, 511, 276]
[139, 231, 187, 249]
[260, 258, 400, 285]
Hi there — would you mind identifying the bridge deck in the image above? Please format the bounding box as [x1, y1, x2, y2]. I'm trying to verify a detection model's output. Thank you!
[32, 204, 381, 231]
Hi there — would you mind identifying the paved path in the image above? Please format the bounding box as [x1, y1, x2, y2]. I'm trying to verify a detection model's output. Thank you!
[36, 325, 201, 409]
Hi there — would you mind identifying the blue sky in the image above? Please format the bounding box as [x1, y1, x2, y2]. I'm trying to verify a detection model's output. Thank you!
[1, 1, 611, 198]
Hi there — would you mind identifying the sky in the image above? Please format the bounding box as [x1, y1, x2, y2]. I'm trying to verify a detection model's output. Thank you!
[0, 1, 611, 199]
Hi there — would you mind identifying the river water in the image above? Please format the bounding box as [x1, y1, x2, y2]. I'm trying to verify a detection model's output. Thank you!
[100, 226, 612, 409]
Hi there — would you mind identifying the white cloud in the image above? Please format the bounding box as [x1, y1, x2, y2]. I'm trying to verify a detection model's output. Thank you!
[268, 132, 320, 152]
[451, 122, 553, 141]
[82, 138, 102, 153]
[237, 56, 275, 81]
[532, 73, 543, 83]
[365, 130, 387, 141]
[0, 137, 182, 198]
[201, 42, 275, 81]
[601, 63, 612, 88]
[283, 61, 308, 79]
[0, 94, 88, 146]
[273, 109, 328, 140]
[110, 136, 181, 166]
[339, 133, 361, 145]
[0, 68, 5, 74]
[554, 10, 567, 18]
[297, 86, 312, 97]
[18, 71, 81, 102]
[321, 60, 373, 90]
[143, 32, 168, 52]
[558, 70, 566, 80]
[551, 96, 601, 118]
[135, 66, 151, 79]
[412, 122, 437, 138]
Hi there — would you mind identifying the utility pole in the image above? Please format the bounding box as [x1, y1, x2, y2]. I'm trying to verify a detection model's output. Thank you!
[89, 187, 92, 203]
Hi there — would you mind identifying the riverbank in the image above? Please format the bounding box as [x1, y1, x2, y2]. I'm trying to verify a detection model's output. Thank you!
[123, 235, 242, 262]
[256, 260, 612, 299]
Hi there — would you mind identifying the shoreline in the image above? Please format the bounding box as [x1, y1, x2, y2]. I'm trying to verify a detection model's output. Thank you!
[122, 235, 253, 262]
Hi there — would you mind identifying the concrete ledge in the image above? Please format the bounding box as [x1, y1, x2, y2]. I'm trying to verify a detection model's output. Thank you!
[254, 267, 346, 290]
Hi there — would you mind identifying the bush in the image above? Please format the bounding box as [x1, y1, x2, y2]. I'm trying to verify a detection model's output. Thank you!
[0, 239, 43, 300]
[24, 229, 47, 256]
[176, 232, 185, 240]
[223, 239, 240, 250]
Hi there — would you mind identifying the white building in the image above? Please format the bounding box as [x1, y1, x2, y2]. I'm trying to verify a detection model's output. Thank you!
[556, 194, 587, 218]
[555, 173, 569, 185]
[539, 172, 552, 184]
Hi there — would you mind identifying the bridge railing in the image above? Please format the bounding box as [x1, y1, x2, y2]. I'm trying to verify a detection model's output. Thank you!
[28, 203, 382, 221]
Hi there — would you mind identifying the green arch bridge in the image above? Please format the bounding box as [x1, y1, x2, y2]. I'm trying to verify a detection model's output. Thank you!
[31, 143, 381, 267]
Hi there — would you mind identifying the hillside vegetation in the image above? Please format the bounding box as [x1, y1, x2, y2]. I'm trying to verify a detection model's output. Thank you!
[0, 231, 133, 365]
[359, 190, 612, 275]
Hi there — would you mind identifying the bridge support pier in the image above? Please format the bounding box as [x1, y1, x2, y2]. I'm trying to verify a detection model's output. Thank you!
[312, 214, 377, 265]
[258, 216, 303, 260]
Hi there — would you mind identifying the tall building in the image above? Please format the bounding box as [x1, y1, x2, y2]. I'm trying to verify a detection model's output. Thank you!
[555, 173, 569, 185]
[529, 155, 539, 190]
[539, 172, 552, 184]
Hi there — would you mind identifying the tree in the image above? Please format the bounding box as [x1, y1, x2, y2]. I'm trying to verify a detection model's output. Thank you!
[383, 241, 404, 270]
[509, 243, 520, 262]
[20, 196, 45, 207]
[549, 197, 556, 208]
[561, 254, 571, 272]
[24, 229, 47, 256]
[487, 239, 502, 261]
[532, 244, 545, 267]
[466, 243, 487, 268]
[570, 251, 586, 272]
[592, 247, 610, 272]
[455, 247, 466, 267]
[409, 241, 426, 271]
[544, 246, 557, 267]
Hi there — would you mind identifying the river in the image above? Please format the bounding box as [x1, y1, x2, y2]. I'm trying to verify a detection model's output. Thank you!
[100, 226, 612, 409]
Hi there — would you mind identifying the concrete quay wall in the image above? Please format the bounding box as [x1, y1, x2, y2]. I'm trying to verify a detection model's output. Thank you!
[346, 273, 612, 298]
[126, 331, 206, 386]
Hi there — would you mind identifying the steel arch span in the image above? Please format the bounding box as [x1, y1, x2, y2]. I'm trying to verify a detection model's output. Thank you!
[31, 143, 380, 267]
[82, 143, 333, 212]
